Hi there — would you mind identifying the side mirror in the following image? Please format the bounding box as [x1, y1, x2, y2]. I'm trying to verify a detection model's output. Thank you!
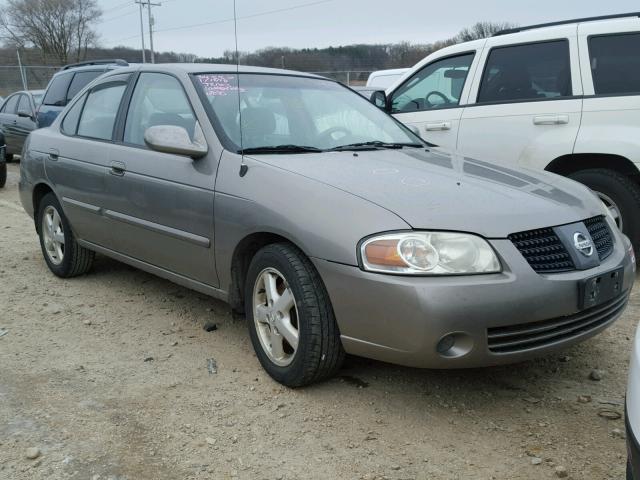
[144, 122, 208, 159]
[17, 109, 33, 119]
[370, 90, 389, 110]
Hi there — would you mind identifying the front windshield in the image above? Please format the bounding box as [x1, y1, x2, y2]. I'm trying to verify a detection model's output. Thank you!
[193, 73, 420, 152]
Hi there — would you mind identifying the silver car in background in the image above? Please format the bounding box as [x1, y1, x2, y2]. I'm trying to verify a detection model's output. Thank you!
[19, 64, 635, 386]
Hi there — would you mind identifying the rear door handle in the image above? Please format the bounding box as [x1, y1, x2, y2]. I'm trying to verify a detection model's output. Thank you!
[48, 148, 59, 161]
[425, 122, 452, 131]
[109, 161, 126, 176]
[533, 115, 569, 125]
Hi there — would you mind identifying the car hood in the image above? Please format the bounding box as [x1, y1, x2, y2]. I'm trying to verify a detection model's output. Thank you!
[248, 148, 605, 238]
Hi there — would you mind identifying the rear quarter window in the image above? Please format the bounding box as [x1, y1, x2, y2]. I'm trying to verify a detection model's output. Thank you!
[589, 33, 640, 95]
[42, 73, 73, 107]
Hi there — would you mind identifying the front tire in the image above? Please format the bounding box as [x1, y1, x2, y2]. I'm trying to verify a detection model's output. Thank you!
[245, 243, 344, 387]
[569, 169, 640, 258]
[37, 193, 94, 278]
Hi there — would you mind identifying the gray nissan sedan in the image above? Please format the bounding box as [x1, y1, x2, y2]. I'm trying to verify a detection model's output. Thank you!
[19, 64, 636, 387]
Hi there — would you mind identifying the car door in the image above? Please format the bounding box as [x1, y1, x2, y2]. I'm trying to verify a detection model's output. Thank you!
[457, 26, 582, 169]
[388, 47, 482, 151]
[103, 71, 218, 286]
[0, 94, 20, 153]
[46, 74, 131, 247]
[15, 94, 36, 152]
[575, 18, 640, 163]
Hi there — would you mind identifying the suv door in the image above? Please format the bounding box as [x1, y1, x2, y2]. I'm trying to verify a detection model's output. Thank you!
[0, 94, 20, 153]
[104, 72, 217, 286]
[389, 49, 481, 151]
[46, 74, 131, 247]
[457, 26, 582, 169]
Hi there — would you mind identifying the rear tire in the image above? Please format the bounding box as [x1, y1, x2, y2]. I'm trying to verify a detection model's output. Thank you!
[569, 169, 640, 259]
[245, 243, 345, 387]
[0, 160, 6, 189]
[37, 193, 94, 278]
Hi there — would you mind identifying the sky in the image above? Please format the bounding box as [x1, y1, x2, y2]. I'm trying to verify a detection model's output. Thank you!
[95, 0, 640, 57]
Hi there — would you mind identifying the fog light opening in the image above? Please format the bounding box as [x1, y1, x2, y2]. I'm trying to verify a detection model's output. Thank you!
[436, 332, 474, 359]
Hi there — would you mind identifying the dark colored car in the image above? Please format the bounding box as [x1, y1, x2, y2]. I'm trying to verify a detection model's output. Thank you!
[0, 89, 44, 162]
[36, 59, 129, 129]
[0, 131, 6, 188]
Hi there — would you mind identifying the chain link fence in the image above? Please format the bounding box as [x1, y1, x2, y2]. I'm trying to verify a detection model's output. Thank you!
[0, 65, 375, 99]
[0, 66, 59, 96]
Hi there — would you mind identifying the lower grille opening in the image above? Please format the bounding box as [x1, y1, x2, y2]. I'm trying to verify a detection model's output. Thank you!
[487, 292, 628, 354]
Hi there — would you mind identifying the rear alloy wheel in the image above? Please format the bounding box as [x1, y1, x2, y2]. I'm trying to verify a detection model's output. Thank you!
[245, 243, 344, 387]
[569, 169, 640, 260]
[37, 193, 94, 277]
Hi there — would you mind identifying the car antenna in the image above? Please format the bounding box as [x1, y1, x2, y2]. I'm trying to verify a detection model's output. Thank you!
[234, 0, 248, 178]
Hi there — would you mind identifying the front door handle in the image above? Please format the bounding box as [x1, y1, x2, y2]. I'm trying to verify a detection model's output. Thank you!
[425, 122, 451, 131]
[48, 148, 59, 161]
[533, 115, 569, 125]
[110, 161, 126, 176]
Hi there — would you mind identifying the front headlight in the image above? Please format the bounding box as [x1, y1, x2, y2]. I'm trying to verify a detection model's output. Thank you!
[360, 232, 501, 275]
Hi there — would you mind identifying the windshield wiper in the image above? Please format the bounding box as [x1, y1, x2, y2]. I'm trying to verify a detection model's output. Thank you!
[239, 144, 324, 154]
[328, 141, 423, 151]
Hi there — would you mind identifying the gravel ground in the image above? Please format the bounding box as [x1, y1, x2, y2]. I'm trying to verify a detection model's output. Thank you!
[0, 162, 638, 480]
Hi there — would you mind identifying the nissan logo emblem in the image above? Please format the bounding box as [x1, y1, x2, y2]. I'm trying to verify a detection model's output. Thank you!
[573, 232, 594, 257]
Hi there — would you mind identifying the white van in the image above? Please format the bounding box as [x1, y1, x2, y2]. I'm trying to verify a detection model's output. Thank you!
[366, 68, 409, 89]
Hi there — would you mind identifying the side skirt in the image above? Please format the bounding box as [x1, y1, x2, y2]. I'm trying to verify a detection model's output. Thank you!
[77, 239, 228, 303]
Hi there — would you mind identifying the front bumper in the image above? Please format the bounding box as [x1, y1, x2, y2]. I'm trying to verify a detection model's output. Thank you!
[314, 228, 635, 368]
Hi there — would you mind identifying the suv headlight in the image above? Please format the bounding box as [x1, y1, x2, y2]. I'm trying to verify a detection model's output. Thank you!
[360, 232, 501, 275]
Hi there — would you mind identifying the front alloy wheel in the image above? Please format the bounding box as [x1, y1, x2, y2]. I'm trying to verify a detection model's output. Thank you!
[41, 205, 66, 265]
[245, 243, 345, 387]
[253, 267, 300, 367]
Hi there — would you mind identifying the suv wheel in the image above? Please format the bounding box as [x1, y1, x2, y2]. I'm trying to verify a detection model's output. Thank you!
[569, 169, 640, 259]
[245, 243, 345, 387]
[37, 193, 94, 277]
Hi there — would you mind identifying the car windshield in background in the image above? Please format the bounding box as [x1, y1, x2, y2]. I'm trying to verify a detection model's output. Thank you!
[193, 73, 421, 153]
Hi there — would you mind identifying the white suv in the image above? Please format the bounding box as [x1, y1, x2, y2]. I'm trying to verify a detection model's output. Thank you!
[375, 13, 640, 256]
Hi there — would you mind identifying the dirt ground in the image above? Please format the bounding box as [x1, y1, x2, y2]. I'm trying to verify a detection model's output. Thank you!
[0, 161, 638, 480]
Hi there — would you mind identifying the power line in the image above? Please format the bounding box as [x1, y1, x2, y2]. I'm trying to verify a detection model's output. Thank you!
[104, 0, 333, 45]
[102, 0, 134, 14]
[135, 0, 161, 63]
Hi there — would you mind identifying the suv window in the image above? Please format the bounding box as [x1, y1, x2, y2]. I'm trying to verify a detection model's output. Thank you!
[478, 40, 571, 103]
[42, 73, 73, 106]
[17, 94, 32, 114]
[124, 73, 196, 146]
[589, 33, 640, 95]
[77, 82, 127, 140]
[391, 53, 474, 113]
[2, 95, 19, 114]
[67, 70, 103, 102]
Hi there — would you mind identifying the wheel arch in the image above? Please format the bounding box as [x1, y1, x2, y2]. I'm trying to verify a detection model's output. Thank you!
[228, 231, 309, 313]
[32, 182, 55, 232]
[546, 153, 640, 181]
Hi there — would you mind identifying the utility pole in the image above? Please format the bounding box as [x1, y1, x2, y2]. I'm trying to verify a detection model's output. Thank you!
[16, 49, 27, 90]
[135, 0, 161, 64]
[138, 1, 146, 63]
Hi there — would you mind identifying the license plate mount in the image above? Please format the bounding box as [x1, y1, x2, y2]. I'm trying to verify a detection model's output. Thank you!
[579, 267, 624, 310]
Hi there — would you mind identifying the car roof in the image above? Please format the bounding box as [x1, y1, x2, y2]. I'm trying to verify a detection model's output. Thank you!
[103, 63, 327, 80]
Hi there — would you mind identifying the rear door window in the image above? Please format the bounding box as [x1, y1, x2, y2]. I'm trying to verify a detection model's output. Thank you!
[42, 73, 73, 106]
[67, 70, 103, 102]
[478, 40, 572, 103]
[589, 33, 640, 95]
[77, 82, 127, 141]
